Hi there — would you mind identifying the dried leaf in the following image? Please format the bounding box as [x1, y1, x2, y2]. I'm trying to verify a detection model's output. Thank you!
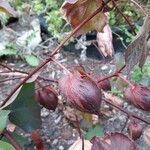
[0, 0, 17, 17]
[6, 123, 16, 132]
[103, 91, 123, 107]
[91, 132, 136, 150]
[69, 139, 92, 150]
[143, 127, 150, 146]
[63, 106, 77, 122]
[125, 15, 150, 75]
[61, 0, 107, 36]
[97, 24, 114, 57]
[65, 0, 78, 4]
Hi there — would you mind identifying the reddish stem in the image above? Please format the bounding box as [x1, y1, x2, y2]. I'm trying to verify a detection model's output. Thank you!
[118, 73, 133, 87]
[130, 0, 147, 16]
[0, 77, 24, 84]
[112, 0, 136, 35]
[97, 65, 126, 83]
[0, 0, 111, 108]
[0, 63, 12, 71]
[51, 58, 70, 73]
[38, 77, 58, 83]
[3, 130, 22, 150]
[0, 63, 57, 83]
[103, 98, 150, 124]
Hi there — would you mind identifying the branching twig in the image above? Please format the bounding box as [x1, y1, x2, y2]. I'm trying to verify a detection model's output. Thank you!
[112, 0, 137, 35]
[0, 63, 12, 71]
[0, 77, 24, 84]
[51, 58, 70, 73]
[118, 73, 133, 86]
[0, 0, 111, 108]
[103, 98, 150, 124]
[97, 65, 126, 83]
[0, 63, 57, 83]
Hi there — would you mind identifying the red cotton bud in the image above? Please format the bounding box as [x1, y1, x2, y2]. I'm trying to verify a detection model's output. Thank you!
[95, 76, 111, 91]
[124, 83, 150, 111]
[128, 118, 142, 140]
[35, 87, 58, 111]
[58, 71, 102, 115]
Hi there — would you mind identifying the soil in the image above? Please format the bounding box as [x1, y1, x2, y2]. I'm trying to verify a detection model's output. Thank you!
[0, 19, 150, 150]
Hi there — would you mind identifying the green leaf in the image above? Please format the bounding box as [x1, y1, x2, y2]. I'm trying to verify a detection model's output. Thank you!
[85, 124, 104, 140]
[0, 48, 17, 56]
[0, 42, 18, 56]
[0, 110, 11, 132]
[2, 132, 28, 147]
[5, 83, 41, 133]
[24, 55, 39, 67]
[0, 140, 15, 150]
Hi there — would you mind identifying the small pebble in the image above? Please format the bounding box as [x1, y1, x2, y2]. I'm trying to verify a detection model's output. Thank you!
[41, 108, 49, 117]
[52, 139, 58, 145]
[59, 146, 64, 150]
[55, 116, 62, 124]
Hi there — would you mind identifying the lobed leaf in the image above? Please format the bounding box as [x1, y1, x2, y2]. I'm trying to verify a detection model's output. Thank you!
[61, 0, 107, 36]
[125, 15, 150, 75]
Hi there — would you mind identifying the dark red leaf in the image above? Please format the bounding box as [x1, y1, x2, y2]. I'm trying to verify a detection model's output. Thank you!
[128, 118, 142, 140]
[94, 75, 111, 91]
[91, 132, 136, 150]
[58, 70, 102, 115]
[35, 87, 58, 111]
[125, 15, 150, 75]
[124, 83, 150, 111]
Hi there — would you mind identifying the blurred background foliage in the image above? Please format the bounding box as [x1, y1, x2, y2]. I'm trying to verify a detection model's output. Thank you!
[8, 0, 65, 38]
[4, 0, 150, 39]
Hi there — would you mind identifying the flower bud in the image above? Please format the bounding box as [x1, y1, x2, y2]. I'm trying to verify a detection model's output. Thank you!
[91, 132, 136, 150]
[128, 118, 142, 140]
[124, 84, 150, 111]
[95, 76, 111, 91]
[35, 87, 58, 110]
[58, 71, 102, 115]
